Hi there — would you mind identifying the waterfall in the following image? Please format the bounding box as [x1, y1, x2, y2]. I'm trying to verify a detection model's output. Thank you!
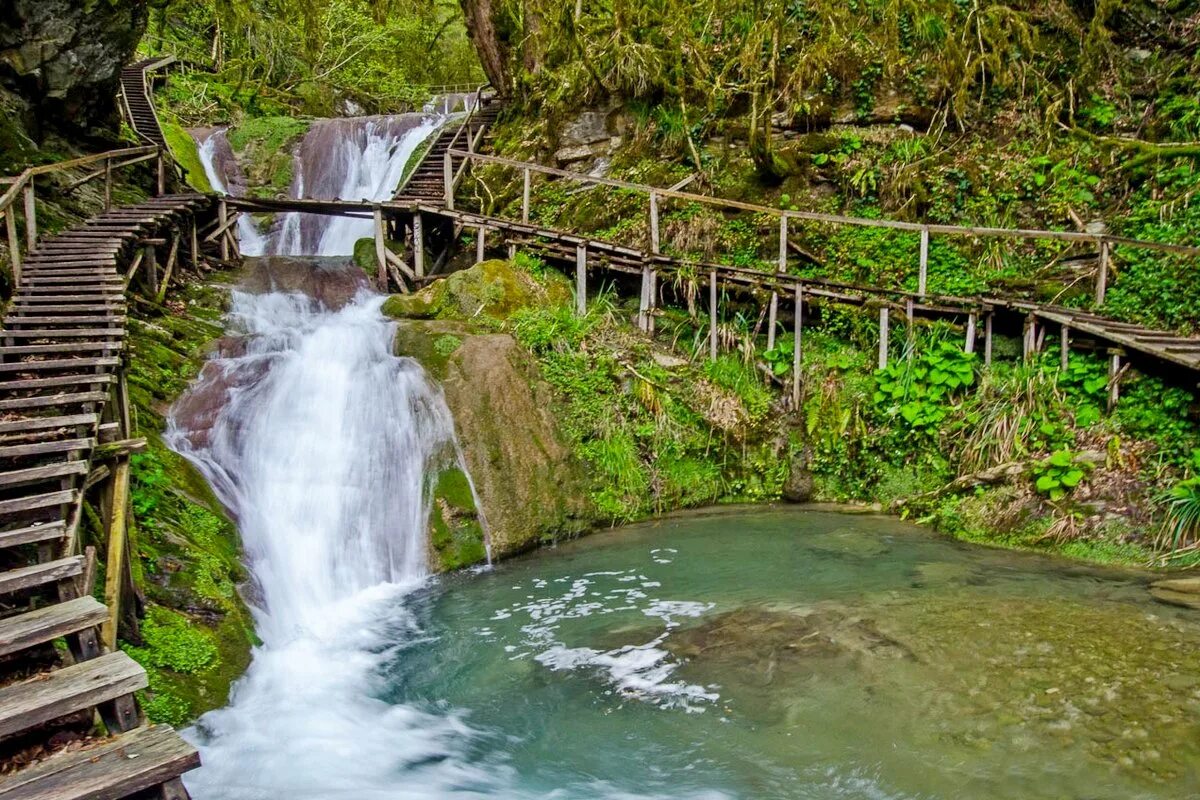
[168, 285, 500, 797]
[194, 129, 269, 256]
[192, 112, 444, 257]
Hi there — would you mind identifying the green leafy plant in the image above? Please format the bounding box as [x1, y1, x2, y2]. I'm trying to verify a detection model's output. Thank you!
[1032, 450, 1092, 502]
[762, 336, 795, 377]
[1158, 476, 1200, 554]
[873, 341, 976, 433]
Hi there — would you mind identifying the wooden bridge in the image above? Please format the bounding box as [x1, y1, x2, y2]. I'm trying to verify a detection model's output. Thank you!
[0, 61, 211, 800]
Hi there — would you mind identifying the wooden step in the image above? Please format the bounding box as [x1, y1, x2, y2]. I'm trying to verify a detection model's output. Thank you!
[0, 724, 199, 800]
[0, 329, 124, 339]
[0, 414, 98, 435]
[3, 316, 126, 326]
[0, 597, 107, 658]
[0, 358, 120, 373]
[0, 521, 65, 549]
[0, 376, 112, 392]
[0, 556, 82, 597]
[9, 305, 126, 314]
[0, 650, 145, 738]
[0, 461, 87, 488]
[0, 439, 93, 460]
[0, 392, 108, 412]
[7, 294, 125, 303]
[0, 343, 123, 356]
[0, 489, 77, 516]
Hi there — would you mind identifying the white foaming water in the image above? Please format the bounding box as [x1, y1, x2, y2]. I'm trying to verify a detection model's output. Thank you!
[195, 130, 269, 256]
[167, 289, 503, 798]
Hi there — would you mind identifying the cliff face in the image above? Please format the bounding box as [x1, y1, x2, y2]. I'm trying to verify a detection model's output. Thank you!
[0, 0, 146, 141]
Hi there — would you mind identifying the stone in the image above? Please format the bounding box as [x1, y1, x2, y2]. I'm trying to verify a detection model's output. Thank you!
[1150, 577, 1200, 595]
[561, 110, 612, 146]
[781, 448, 814, 503]
[554, 144, 596, 165]
[1148, 588, 1200, 611]
[651, 352, 689, 369]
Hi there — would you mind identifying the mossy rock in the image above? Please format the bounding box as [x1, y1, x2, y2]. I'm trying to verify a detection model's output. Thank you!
[429, 467, 486, 571]
[382, 259, 572, 323]
[161, 120, 213, 194]
[226, 116, 311, 199]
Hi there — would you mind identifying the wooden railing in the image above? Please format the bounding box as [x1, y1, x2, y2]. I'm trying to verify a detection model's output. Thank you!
[1, 146, 167, 283]
[444, 148, 1200, 326]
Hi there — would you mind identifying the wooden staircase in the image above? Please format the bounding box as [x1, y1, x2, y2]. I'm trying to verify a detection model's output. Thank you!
[395, 93, 502, 203]
[118, 58, 174, 148]
[0, 195, 209, 799]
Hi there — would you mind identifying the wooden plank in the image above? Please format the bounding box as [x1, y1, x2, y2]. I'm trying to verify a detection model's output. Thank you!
[0, 596, 107, 658]
[0, 556, 83, 597]
[878, 307, 890, 369]
[0, 413, 98, 435]
[0, 488, 77, 515]
[0, 461, 88, 488]
[101, 458, 129, 650]
[0, 393, 107, 412]
[0, 650, 145, 738]
[0, 724, 199, 800]
[0, 521, 65, 549]
[0, 357, 120, 373]
[0, 329, 124, 339]
[0, 375, 112, 391]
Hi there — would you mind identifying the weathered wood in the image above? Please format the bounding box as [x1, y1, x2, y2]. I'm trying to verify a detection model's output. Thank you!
[1094, 241, 1110, 306]
[878, 307, 890, 369]
[0, 489, 77, 516]
[521, 168, 531, 224]
[217, 200, 229, 261]
[0, 521, 66, 549]
[0, 596, 107, 658]
[100, 457, 130, 651]
[0, 723, 199, 800]
[373, 207, 388, 290]
[91, 437, 147, 461]
[476, 226, 486, 262]
[0, 650, 145, 738]
[154, 234, 180, 303]
[443, 153, 454, 209]
[1061, 325, 1070, 370]
[709, 270, 718, 362]
[0, 556, 83, 597]
[649, 192, 660, 255]
[412, 213, 425, 278]
[575, 245, 587, 316]
[918, 227, 929, 297]
[1108, 349, 1124, 412]
[6, 207, 22, 280]
[638, 267, 651, 332]
[965, 312, 977, 354]
[0, 391, 107, 412]
[0, 413, 98, 435]
[792, 283, 803, 409]
[0, 439, 95, 459]
[0, 461, 88, 488]
[0, 357, 120, 372]
[23, 182, 37, 251]
[103, 158, 112, 210]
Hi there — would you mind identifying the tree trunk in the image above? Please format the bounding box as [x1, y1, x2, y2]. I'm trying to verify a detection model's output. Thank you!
[459, 0, 510, 93]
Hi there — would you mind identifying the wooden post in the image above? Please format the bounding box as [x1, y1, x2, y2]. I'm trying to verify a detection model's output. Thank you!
[476, 226, 485, 262]
[190, 219, 199, 269]
[373, 207, 387, 290]
[155, 234, 179, 303]
[155, 149, 166, 196]
[217, 200, 229, 261]
[4, 206, 20, 281]
[648, 269, 657, 334]
[638, 266, 651, 332]
[521, 168, 531, 223]
[104, 157, 113, 211]
[1107, 349, 1122, 411]
[1023, 315, 1035, 360]
[649, 192, 660, 254]
[101, 458, 131, 651]
[984, 312, 993, 367]
[792, 283, 803, 409]
[575, 245, 587, 315]
[918, 227, 929, 297]
[1095, 240, 1110, 306]
[878, 307, 890, 369]
[768, 215, 787, 350]
[965, 312, 977, 354]
[443, 152, 454, 209]
[709, 269, 718, 361]
[22, 181, 36, 251]
[412, 213, 425, 278]
[1060, 325, 1070, 370]
[143, 244, 158, 297]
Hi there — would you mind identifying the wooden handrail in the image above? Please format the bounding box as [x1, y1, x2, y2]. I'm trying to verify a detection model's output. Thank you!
[446, 148, 1200, 259]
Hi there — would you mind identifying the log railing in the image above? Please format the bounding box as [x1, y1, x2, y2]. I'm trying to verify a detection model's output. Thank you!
[1, 145, 166, 284]
[444, 148, 1200, 320]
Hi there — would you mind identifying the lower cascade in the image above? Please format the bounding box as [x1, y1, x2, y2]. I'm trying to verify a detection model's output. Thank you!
[167, 284, 497, 798]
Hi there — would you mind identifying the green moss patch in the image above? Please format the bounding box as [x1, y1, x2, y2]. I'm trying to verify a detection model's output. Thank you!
[429, 467, 486, 571]
[161, 120, 213, 194]
[382, 257, 572, 324]
[227, 116, 311, 199]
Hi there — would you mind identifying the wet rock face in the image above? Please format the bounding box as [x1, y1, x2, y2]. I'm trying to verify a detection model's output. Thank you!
[0, 0, 146, 133]
[239, 257, 370, 310]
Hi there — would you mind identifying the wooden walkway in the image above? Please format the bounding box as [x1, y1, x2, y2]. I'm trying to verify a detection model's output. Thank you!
[394, 90, 500, 204]
[118, 58, 175, 148]
[0, 194, 209, 799]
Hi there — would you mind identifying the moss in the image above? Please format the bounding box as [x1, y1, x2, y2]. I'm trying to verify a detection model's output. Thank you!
[161, 120, 213, 194]
[227, 116, 311, 199]
[382, 258, 572, 324]
[429, 467, 486, 571]
[125, 606, 219, 674]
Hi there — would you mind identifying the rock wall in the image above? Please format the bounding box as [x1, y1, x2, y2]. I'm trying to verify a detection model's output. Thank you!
[0, 0, 146, 138]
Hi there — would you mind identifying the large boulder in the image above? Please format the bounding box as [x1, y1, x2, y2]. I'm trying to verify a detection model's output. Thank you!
[0, 0, 146, 135]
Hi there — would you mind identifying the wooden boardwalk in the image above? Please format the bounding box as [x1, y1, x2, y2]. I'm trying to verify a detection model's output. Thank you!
[0, 194, 210, 799]
[394, 90, 501, 204]
[118, 58, 175, 148]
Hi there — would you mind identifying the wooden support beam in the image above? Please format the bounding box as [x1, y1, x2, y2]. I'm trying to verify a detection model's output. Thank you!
[155, 233, 180, 303]
[768, 216, 787, 351]
[521, 168, 531, 224]
[123, 249, 145, 287]
[155, 149, 166, 196]
[373, 207, 387, 290]
[104, 158, 112, 211]
[709, 269, 719, 361]
[217, 200, 229, 262]
[476, 226, 485, 263]
[412, 213, 425, 278]
[92, 437, 147, 461]
[965, 312, 976, 354]
[190, 218, 199, 269]
[878, 307, 890, 369]
[1061, 325, 1070, 370]
[792, 283, 803, 409]
[1023, 315, 1035, 360]
[23, 181, 36, 251]
[649, 192, 660, 254]
[143, 243, 158, 298]
[5, 206, 21, 281]
[1107, 349, 1123, 412]
[1095, 240, 1110, 306]
[638, 266, 651, 332]
[575, 245, 587, 316]
[443, 153, 454, 210]
[101, 458, 130, 651]
[918, 227, 929, 297]
[984, 312, 994, 367]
